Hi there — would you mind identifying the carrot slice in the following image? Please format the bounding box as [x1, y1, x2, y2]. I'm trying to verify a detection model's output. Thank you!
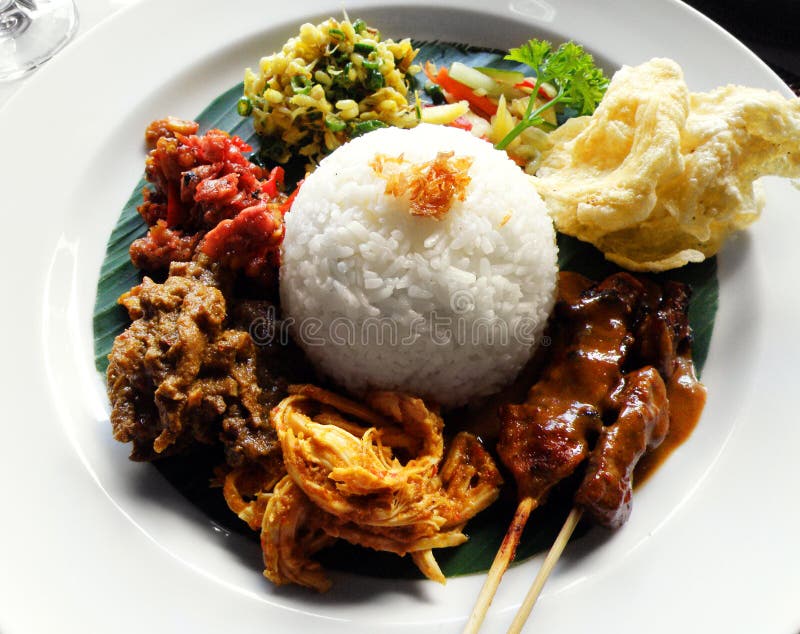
[425, 61, 498, 119]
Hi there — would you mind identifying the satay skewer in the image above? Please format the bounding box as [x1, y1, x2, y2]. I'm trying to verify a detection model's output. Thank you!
[464, 272, 638, 634]
[506, 506, 583, 634]
[462, 496, 537, 634]
[465, 272, 691, 633]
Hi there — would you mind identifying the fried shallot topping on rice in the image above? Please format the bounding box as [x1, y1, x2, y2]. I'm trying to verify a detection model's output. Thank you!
[370, 150, 473, 219]
[223, 384, 502, 591]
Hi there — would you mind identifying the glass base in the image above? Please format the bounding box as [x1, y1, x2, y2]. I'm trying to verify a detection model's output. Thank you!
[0, 0, 78, 81]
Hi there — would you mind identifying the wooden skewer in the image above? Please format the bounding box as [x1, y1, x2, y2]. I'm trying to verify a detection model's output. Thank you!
[462, 496, 537, 634]
[506, 506, 584, 634]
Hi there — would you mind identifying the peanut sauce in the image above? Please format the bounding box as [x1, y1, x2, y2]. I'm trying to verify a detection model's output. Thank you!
[457, 271, 707, 519]
[634, 353, 707, 485]
[459, 352, 705, 487]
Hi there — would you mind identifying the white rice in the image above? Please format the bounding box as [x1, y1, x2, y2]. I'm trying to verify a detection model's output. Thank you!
[280, 123, 557, 408]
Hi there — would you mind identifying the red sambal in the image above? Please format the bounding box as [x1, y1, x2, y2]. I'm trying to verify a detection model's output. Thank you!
[130, 117, 290, 286]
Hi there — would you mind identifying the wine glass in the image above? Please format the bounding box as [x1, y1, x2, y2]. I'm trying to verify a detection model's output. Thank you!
[0, 0, 78, 81]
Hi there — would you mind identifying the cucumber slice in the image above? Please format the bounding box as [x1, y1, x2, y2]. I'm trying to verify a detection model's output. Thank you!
[448, 62, 502, 96]
[474, 67, 525, 86]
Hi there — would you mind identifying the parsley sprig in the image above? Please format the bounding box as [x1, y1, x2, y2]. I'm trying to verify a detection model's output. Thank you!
[495, 39, 609, 150]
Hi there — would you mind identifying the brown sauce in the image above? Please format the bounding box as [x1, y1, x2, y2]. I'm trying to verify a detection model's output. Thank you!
[634, 354, 707, 485]
[458, 273, 706, 506]
[460, 351, 706, 487]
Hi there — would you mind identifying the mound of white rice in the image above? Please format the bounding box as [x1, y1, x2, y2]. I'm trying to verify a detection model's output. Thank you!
[280, 123, 557, 408]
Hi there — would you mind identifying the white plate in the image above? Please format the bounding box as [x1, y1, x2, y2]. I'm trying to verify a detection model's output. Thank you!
[1, 0, 798, 632]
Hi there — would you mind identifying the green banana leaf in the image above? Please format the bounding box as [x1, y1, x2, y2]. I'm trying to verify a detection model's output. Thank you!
[92, 41, 718, 580]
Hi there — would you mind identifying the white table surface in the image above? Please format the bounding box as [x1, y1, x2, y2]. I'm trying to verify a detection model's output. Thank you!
[0, 0, 140, 109]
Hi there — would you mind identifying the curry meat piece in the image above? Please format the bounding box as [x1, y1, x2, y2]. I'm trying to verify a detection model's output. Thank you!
[106, 260, 285, 469]
[497, 273, 643, 504]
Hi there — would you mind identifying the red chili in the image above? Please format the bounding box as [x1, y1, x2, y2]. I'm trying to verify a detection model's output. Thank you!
[165, 182, 182, 227]
[448, 115, 473, 131]
[194, 172, 240, 203]
[261, 166, 285, 198]
[201, 202, 280, 267]
[280, 179, 303, 215]
[513, 79, 554, 101]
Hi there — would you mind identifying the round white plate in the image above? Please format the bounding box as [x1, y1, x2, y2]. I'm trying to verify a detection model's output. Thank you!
[1, 0, 798, 632]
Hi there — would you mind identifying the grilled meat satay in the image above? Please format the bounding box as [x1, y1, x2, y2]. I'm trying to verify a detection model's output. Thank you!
[499, 271, 695, 518]
[629, 276, 705, 484]
[632, 278, 692, 380]
[496, 271, 646, 506]
[467, 271, 699, 633]
[574, 366, 670, 528]
[571, 278, 694, 527]
[466, 271, 650, 633]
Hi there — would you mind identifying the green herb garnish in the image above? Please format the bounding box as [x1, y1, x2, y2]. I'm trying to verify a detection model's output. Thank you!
[350, 120, 388, 137]
[325, 114, 347, 132]
[424, 82, 445, 104]
[365, 68, 385, 90]
[362, 58, 381, 71]
[496, 39, 608, 150]
[354, 42, 376, 56]
[236, 96, 253, 116]
[290, 74, 312, 95]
